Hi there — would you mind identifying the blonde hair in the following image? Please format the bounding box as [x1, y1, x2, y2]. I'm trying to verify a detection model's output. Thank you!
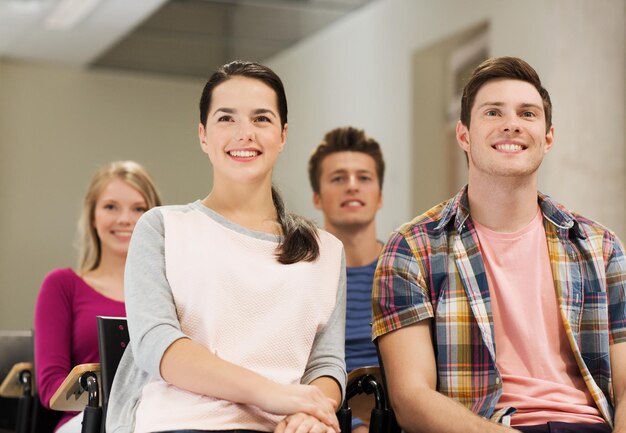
[77, 161, 162, 273]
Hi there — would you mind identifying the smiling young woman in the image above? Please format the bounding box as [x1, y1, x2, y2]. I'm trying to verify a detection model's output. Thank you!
[106, 61, 347, 433]
[34, 161, 161, 433]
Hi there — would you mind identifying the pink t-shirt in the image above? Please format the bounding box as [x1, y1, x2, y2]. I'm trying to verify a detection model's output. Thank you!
[474, 210, 604, 426]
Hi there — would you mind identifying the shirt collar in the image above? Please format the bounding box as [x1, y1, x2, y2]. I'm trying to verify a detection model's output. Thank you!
[537, 191, 586, 239]
[434, 185, 586, 240]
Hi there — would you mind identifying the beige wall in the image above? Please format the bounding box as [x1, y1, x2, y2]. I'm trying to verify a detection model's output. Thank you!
[269, 0, 626, 241]
[411, 23, 487, 212]
[539, 0, 626, 235]
[0, 60, 207, 329]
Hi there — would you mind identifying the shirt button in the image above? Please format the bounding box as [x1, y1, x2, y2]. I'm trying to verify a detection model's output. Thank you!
[495, 377, 501, 384]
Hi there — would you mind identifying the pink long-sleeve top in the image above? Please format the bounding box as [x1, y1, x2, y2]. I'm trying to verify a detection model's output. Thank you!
[34, 268, 126, 431]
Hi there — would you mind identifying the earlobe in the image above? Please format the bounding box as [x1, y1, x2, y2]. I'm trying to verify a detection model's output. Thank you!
[313, 192, 321, 210]
[198, 123, 208, 153]
[279, 124, 288, 152]
[544, 126, 555, 154]
[456, 121, 471, 152]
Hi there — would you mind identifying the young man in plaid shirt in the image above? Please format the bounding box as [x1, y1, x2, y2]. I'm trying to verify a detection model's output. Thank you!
[372, 57, 626, 433]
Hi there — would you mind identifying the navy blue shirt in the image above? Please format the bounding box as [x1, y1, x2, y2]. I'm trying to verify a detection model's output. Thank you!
[345, 259, 379, 372]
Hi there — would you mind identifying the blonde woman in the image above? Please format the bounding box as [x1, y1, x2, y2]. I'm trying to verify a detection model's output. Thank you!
[34, 161, 161, 432]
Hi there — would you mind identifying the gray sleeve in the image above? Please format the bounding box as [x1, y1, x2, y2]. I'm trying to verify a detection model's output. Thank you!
[301, 251, 347, 401]
[124, 207, 187, 378]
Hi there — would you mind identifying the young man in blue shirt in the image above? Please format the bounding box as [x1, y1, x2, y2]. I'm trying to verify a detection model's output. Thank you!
[309, 126, 385, 433]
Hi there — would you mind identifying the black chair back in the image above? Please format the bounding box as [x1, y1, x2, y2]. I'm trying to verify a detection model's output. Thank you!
[28, 398, 62, 433]
[0, 332, 33, 385]
[0, 331, 33, 433]
[96, 316, 129, 423]
[0, 396, 61, 433]
[0, 396, 19, 432]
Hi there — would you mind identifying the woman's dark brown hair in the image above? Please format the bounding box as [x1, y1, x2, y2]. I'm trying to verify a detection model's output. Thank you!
[200, 60, 319, 264]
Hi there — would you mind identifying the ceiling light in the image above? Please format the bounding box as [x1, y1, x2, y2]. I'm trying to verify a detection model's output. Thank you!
[6, 0, 47, 13]
[44, 0, 102, 30]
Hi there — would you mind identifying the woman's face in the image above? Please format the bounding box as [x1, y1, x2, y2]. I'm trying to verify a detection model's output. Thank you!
[93, 178, 147, 259]
[198, 76, 287, 187]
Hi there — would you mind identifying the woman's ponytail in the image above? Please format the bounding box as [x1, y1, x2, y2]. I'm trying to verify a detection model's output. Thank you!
[272, 186, 319, 264]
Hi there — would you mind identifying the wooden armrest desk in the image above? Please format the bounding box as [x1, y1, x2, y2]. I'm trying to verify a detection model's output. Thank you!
[0, 361, 33, 398]
[50, 363, 101, 411]
[347, 366, 380, 384]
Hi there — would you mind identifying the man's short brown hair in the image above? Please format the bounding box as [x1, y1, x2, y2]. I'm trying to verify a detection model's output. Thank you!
[308, 127, 385, 194]
[460, 57, 552, 132]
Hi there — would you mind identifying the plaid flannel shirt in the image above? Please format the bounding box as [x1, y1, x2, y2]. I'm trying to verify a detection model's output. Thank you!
[372, 186, 626, 426]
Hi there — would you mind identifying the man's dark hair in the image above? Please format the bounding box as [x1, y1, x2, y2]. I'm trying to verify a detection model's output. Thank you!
[460, 56, 552, 132]
[308, 126, 385, 194]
